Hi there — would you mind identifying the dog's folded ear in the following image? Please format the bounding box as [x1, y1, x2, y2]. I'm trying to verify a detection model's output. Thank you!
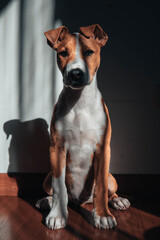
[44, 26, 69, 50]
[79, 24, 108, 47]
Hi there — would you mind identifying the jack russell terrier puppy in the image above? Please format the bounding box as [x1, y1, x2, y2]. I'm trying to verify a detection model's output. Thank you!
[36, 24, 130, 230]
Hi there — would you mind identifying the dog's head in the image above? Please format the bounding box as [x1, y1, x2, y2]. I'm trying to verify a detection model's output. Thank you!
[44, 24, 108, 90]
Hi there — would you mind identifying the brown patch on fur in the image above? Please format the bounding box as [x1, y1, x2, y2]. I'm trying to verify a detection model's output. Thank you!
[44, 26, 69, 50]
[108, 192, 118, 201]
[108, 173, 118, 197]
[65, 171, 74, 192]
[49, 104, 66, 178]
[57, 34, 77, 73]
[43, 172, 53, 195]
[90, 153, 94, 163]
[93, 98, 113, 216]
[66, 151, 72, 163]
[50, 147, 66, 178]
[65, 152, 74, 194]
[79, 24, 108, 47]
[79, 162, 95, 204]
[79, 34, 101, 82]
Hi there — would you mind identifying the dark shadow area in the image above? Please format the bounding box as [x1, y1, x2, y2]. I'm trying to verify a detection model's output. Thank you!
[130, 197, 160, 218]
[54, 0, 112, 32]
[152, 84, 160, 109]
[145, 227, 160, 240]
[114, 174, 160, 217]
[0, 0, 12, 12]
[68, 203, 95, 227]
[3, 118, 50, 197]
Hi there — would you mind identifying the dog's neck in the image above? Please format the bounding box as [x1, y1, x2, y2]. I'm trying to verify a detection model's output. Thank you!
[56, 75, 101, 118]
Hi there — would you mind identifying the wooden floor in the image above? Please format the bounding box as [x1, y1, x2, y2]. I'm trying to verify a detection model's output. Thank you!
[0, 196, 160, 240]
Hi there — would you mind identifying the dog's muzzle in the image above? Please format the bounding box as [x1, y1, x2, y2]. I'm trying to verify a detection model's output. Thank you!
[66, 68, 87, 89]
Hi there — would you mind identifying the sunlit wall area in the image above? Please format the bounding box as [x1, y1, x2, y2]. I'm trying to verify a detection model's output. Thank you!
[0, 0, 20, 172]
[0, 0, 63, 173]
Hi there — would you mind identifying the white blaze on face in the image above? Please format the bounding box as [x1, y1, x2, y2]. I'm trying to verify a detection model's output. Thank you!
[68, 33, 86, 72]
[63, 33, 89, 86]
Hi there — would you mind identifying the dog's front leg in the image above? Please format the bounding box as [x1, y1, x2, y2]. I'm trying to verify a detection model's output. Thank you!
[92, 102, 117, 229]
[93, 145, 117, 229]
[45, 106, 68, 230]
[46, 146, 68, 230]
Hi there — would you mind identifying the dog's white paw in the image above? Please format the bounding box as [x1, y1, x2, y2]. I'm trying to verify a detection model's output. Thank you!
[110, 197, 130, 210]
[45, 204, 68, 230]
[46, 215, 67, 230]
[92, 209, 117, 229]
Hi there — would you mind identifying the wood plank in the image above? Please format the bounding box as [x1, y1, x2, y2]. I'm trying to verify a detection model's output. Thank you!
[0, 197, 160, 240]
[0, 173, 18, 196]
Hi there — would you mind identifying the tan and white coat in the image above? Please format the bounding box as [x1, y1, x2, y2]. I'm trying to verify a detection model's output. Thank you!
[36, 24, 130, 230]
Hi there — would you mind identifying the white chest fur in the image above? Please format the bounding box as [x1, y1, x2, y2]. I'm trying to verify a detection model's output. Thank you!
[55, 77, 106, 199]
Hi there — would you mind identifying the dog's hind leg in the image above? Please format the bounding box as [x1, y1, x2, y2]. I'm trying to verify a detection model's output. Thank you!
[108, 173, 130, 210]
[36, 172, 53, 210]
[36, 196, 52, 211]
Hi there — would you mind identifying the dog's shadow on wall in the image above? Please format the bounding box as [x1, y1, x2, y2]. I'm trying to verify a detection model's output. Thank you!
[3, 118, 50, 197]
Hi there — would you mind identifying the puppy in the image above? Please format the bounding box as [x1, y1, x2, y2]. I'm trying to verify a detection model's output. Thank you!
[36, 24, 130, 230]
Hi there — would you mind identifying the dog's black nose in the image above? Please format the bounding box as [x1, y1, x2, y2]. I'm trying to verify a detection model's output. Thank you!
[68, 68, 84, 85]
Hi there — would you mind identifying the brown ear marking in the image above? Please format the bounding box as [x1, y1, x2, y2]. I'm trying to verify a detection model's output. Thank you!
[79, 24, 108, 47]
[44, 26, 69, 50]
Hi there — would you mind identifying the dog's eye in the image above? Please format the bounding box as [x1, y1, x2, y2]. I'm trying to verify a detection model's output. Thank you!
[59, 50, 68, 57]
[84, 50, 94, 56]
